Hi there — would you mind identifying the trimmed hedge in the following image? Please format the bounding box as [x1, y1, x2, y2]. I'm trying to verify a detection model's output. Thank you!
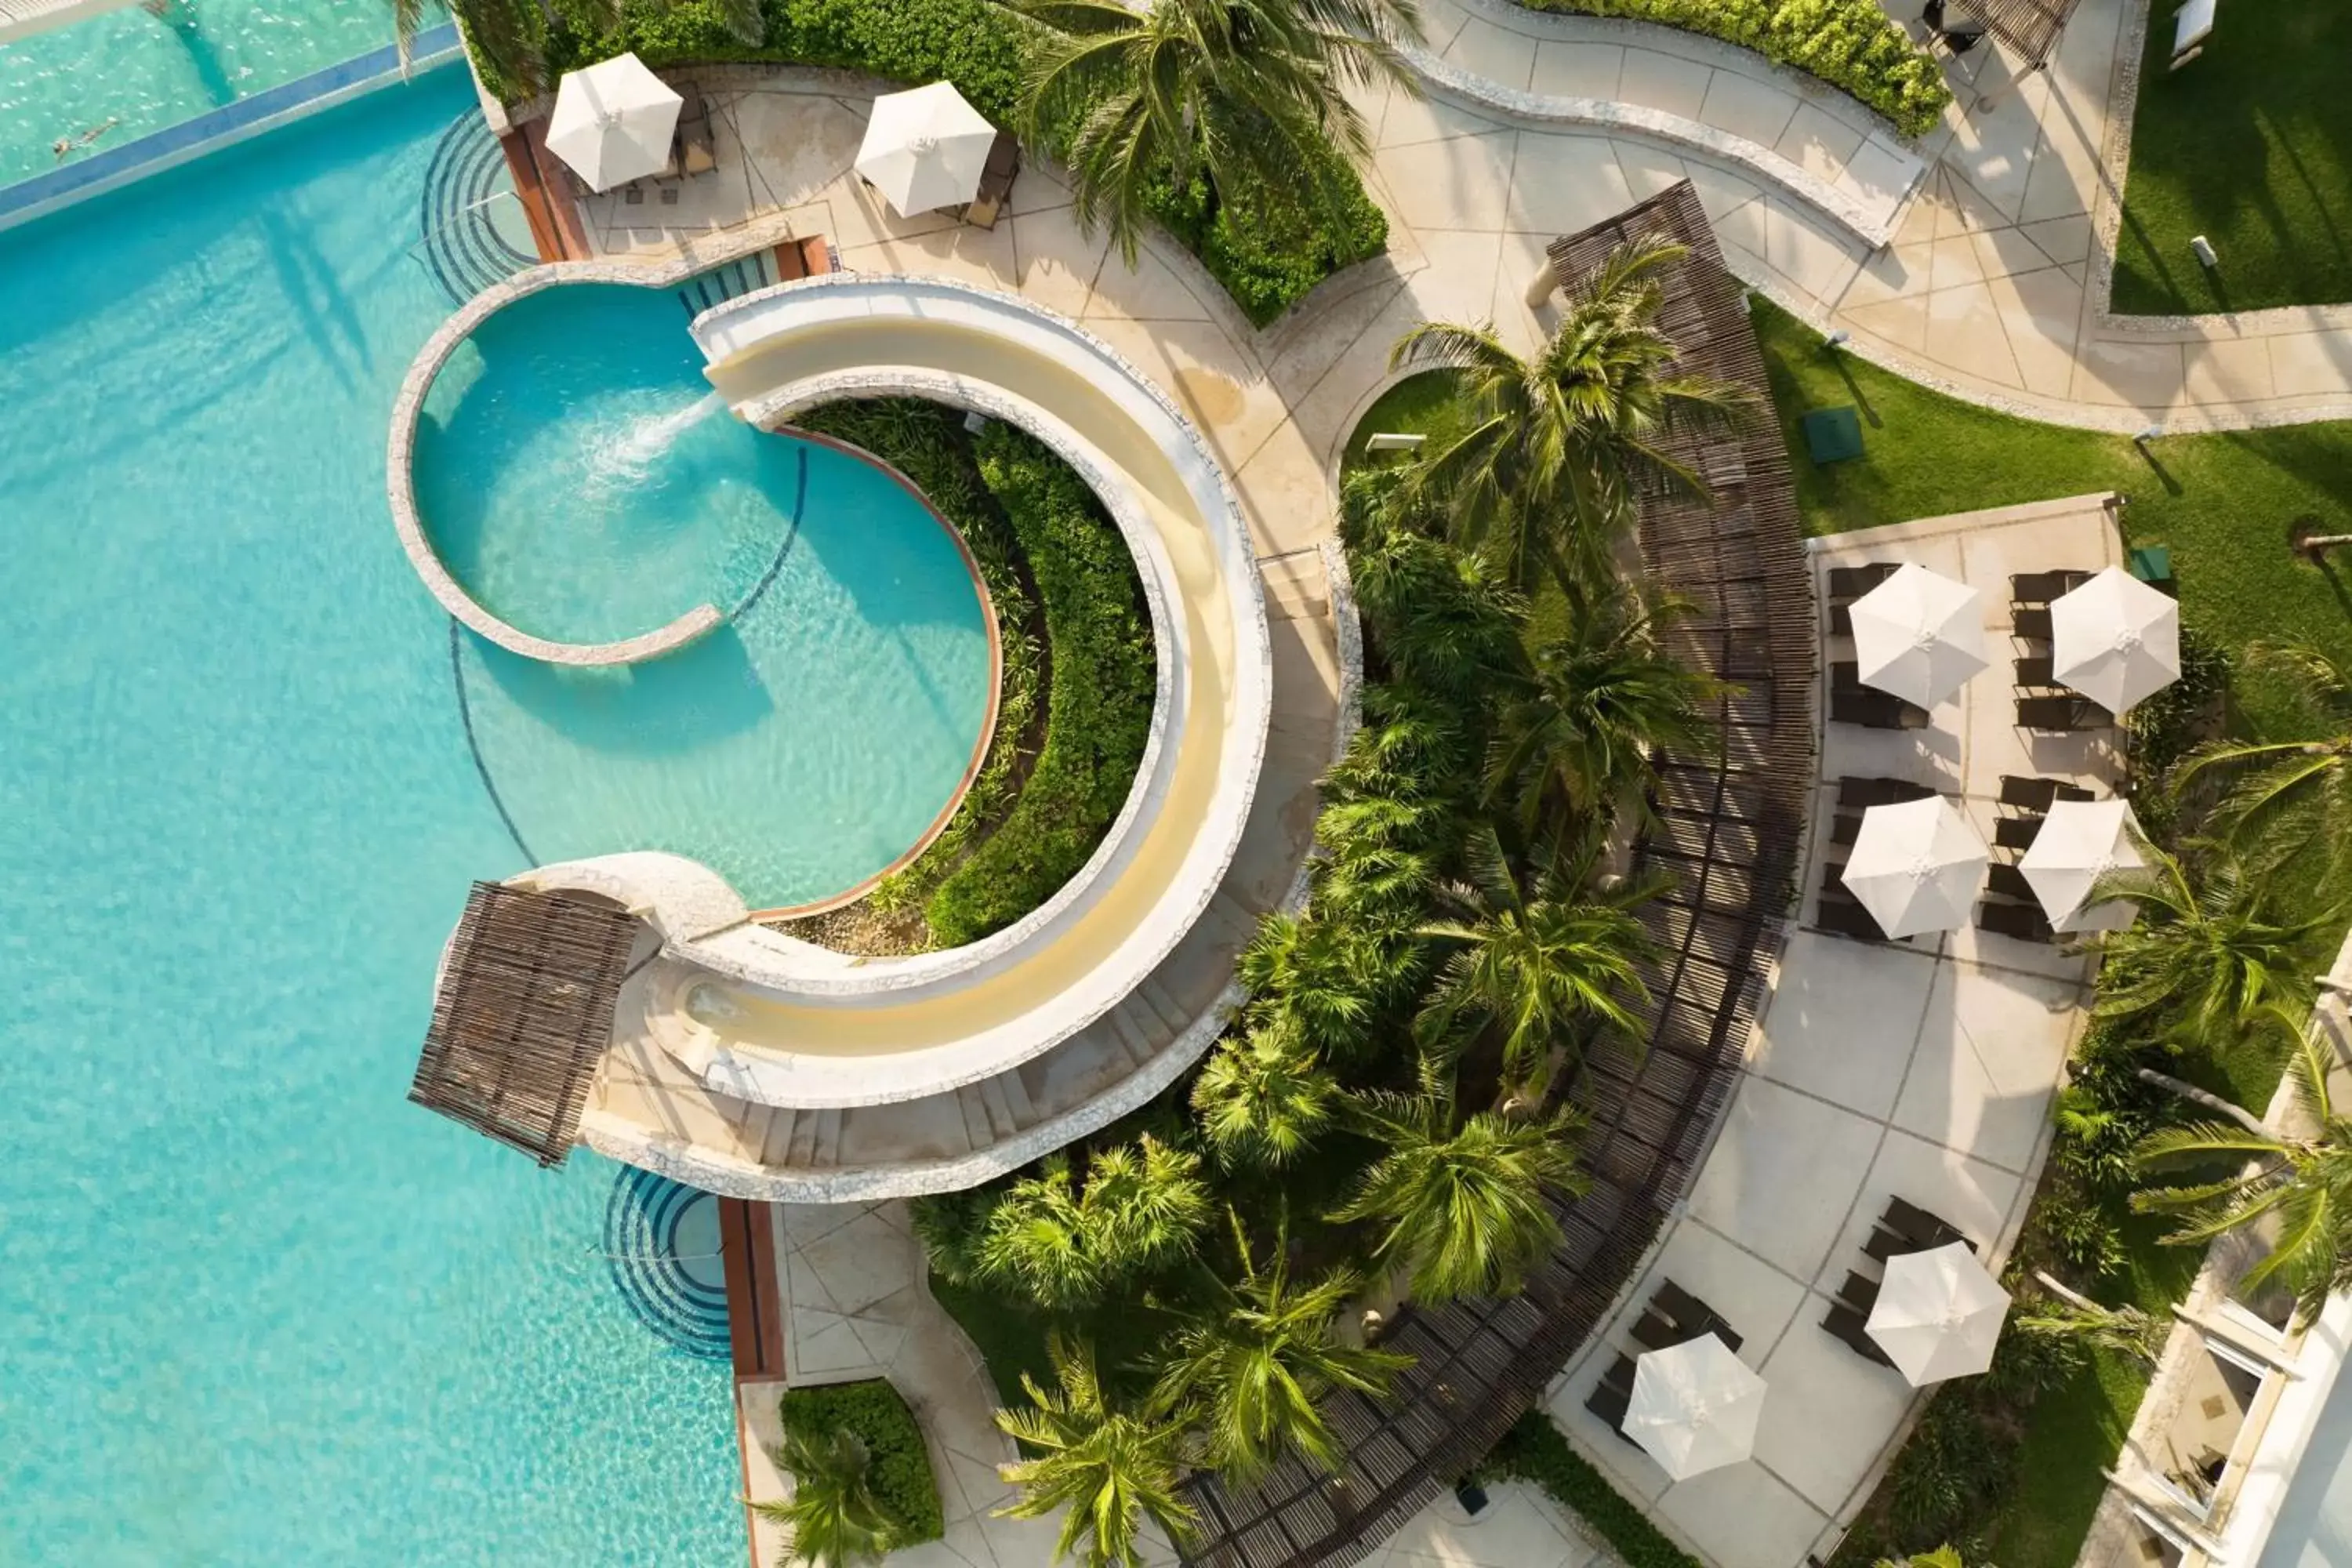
[1517, 0, 1951, 138]
[924, 421, 1154, 946]
[504, 0, 1385, 324]
[779, 1379, 945, 1547]
[1483, 1413, 1703, 1568]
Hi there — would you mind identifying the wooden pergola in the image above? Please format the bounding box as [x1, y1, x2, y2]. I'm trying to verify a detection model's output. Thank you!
[1966, 0, 2085, 71]
[408, 881, 638, 1167]
[1174, 181, 1817, 1568]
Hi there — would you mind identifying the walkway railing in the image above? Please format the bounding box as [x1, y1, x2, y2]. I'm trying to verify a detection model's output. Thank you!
[1175, 181, 1819, 1568]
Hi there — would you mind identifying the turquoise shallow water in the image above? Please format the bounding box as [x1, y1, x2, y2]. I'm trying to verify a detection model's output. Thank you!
[416, 282, 994, 906]
[0, 0, 401, 189]
[0, 71, 768, 1566]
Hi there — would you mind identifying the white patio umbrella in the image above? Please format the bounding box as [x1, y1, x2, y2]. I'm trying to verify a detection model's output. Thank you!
[1849, 563, 1989, 708]
[2050, 566, 2180, 716]
[1839, 797, 1989, 938]
[546, 53, 683, 193]
[1867, 1241, 2012, 1386]
[2019, 798, 2146, 933]
[855, 82, 997, 216]
[1624, 1334, 1768, 1481]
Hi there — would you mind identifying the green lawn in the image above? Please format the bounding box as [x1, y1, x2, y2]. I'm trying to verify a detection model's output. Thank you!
[1752, 299, 2352, 731]
[2108, 0, 2352, 314]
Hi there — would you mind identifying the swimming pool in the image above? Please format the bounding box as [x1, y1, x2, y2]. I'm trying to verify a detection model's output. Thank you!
[0, 0, 400, 188]
[0, 68, 750, 1566]
[416, 281, 996, 907]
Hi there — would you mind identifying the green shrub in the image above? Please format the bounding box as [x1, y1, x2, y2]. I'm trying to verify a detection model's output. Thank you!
[924, 421, 1154, 946]
[1515, 0, 1950, 137]
[779, 1380, 946, 1546]
[499, 0, 1385, 323]
[1481, 1413, 1702, 1568]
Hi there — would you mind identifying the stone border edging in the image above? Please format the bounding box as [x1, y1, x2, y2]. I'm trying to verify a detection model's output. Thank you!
[388, 263, 749, 665]
[1399, 38, 1918, 248]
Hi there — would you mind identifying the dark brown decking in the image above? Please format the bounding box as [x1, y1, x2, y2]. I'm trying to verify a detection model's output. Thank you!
[408, 881, 637, 1167]
[719, 1196, 786, 1378]
[501, 118, 590, 263]
[1173, 180, 1817, 1567]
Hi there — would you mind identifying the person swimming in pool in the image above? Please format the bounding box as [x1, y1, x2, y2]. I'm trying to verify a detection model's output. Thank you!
[50, 118, 120, 162]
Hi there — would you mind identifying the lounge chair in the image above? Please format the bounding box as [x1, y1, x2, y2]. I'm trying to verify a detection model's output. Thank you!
[1831, 811, 1864, 848]
[674, 83, 717, 177]
[2013, 606, 2054, 641]
[1987, 862, 2035, 902]
[1824, 1301, 1896, 1367]
[1993, 815, 2042, 851]
[1997, 775, 2096, 811]
[2015, 655, 2057, 688]
[1831, 691, 1930, 730]
[2010, 570, 2093, 605]
[1838, 775, 1939, 809]
[1835, 1270, 1882, 1315]
[1815, 893, 1889, 942]
[1829, 603, 1853, 638]
[1979, 898, 2056, 944]
[2018, 695, 2111, 732]
[1828, 563, 1900, 601]
[958, 131, 1022, 229]
[1885, 1196, 1971, 1250]
[1586, 1354, 1640, 1442]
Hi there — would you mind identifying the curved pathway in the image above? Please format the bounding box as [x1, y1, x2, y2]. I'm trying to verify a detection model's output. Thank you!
[1395, 0, 2352, 431]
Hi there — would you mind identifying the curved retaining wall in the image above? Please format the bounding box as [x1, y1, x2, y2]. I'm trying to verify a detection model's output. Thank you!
[386, 263, 736, 666]
[519, 273, 1272, 1116]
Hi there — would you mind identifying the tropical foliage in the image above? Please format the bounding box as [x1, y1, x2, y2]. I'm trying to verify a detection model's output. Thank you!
[996, 1335, 1199, 1568]
[2180, 637, 2352, 866]
[778, 1381, 946, 1548]
[969, 1138, 1212, 1310]
[753, 1427, 895, 1568]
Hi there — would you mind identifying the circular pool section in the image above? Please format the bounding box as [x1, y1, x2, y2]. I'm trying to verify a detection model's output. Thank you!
[410, 282, 996, 910]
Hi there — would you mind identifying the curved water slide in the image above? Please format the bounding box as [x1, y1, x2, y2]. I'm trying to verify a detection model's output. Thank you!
[543, 274, 1301, 1199]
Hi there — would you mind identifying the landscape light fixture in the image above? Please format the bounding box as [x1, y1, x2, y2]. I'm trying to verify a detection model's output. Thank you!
[2134, 424, 2162, 445]
[2190, 235, 2218, 269]
[1823, 329, 1852, 353]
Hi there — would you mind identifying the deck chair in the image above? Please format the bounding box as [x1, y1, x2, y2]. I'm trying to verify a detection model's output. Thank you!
[1824, 1301, 1897, 1367]
[2015, 655, 2057, 688]
[1835, 1271, 1882, 1316]
[2010, 570, 2092, 605]
[1815, 893, 1889, 942]
[1987, 862, 2035, 902]
[1885, 1196, 1970, 1250]
[1831, 691, 1930, 730]
[1839, 776, 1939, 809]
[674, 84, 717, 177]
[1828, 562, 1900, 600]
[1978, 898, 2056, 944]
[2013, 607, 2054, 641]
[2018, 695, 2111, 731]
[1994, 815, 2043, 851]
[959, 132, 1022, 230]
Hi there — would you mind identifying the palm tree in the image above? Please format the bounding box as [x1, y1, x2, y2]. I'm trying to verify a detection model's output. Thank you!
[1874, 1549, 1968, 1568]
[1388, 235, 1751, 595]
[1485, 588, 1722, 837]
[1238, 911, 1381, 1061]
[2093, 837, 2336, 1045]
[978, 1136, 1210, 1308]
[1153, 1212, 1413, 1480]
[2132, 1014, 2352, 1323]
[753, 1427, 895, 1568]
[1012, 0, 1422, 264]
[1414, 822, 1657, 1096]
[2012, 1270, 2166, 1367]
[2180, 638, 2352, 862]
[1192, 1019, 1338, 1168]
[1330, 1081, 1589, 1302]
[402, 0, 764, 99]
[997, 1334, 1198, 1568]
[1345, 512, 1529, 706]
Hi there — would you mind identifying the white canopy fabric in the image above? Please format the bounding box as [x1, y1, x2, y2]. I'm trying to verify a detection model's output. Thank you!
[2019, 798, 2145, 933]
[1849, 563, 1989, 708]
[1839, 797, 1989, 938]
[2050, 567, 2181, 716]
[1624, 1334, 1768, 1480]
[546, 53, 682, 193]
[855, 82, 997, 216]
[1866, 1241, 2012, 1386]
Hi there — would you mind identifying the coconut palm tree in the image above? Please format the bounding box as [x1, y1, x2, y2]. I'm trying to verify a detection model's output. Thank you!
[401, 0, 764, 99]
[2180, 638, 2352, 863]
[2093, 837, 2336, 1046]
[1388, 234, 1751, 596]
[753, 1427, 895, 1568]
[2132, 1012, 2352, 1324]
[1012, 0, 1422, 265]
[1874, 1549, 1967, 1568]
[997, 1334, 1198, 1568]
[1414, 821, 1657, 1097]
[1330, 1080, 1589, 1302]
[978, 1136, 1210, 1308]
[1485, 588, 1722, 837]
[1153, 1212, 1413, 1480]
[1192, 1019, 1338, 1169]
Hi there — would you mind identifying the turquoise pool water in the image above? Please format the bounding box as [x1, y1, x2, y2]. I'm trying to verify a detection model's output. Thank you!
[0, 0, 401, 188]
[0, 70, 757, 1566]
[416, 282, 994, 906]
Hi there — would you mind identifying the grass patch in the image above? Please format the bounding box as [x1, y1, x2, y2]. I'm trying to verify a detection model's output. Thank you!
[1751, 298, 2352, 735]
[2109, 0, 2352, 314]
[1343, 369, 1463, 474]
[778, 1378, 946, 1547]
[928, 1273, 1173, 1411]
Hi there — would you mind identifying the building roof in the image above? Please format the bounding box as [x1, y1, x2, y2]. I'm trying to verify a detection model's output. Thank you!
[408, 881, 638, 1167]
